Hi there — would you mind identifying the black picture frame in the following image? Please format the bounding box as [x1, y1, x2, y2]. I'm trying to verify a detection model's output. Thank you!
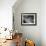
[21, 13, 37, 26]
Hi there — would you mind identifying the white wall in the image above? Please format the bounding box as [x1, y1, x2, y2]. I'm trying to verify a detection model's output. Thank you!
[13, 0, 41, 46]
[0, 0, 16, 30]
[41, 0, 46, 46]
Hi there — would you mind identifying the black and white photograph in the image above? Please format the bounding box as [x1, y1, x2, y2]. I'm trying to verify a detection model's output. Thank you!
[21, 13, 37, 25]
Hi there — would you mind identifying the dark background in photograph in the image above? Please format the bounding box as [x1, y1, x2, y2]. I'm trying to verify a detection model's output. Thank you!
[23, 15, 34, 23]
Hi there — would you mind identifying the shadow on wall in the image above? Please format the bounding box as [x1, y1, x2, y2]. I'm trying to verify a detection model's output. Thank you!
[12, 0, 41, 46]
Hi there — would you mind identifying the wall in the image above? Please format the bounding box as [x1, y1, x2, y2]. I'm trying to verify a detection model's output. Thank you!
[0, 0, 16, 30]
[41, 0, 46, 46]
[13, 0, 41, 46]
[0, 0, 17, 38]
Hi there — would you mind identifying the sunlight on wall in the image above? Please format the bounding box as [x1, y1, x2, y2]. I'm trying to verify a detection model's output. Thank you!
[0, 8, 12, 29]
[41, 0, 46, 46]
[0, 0, 17, 30]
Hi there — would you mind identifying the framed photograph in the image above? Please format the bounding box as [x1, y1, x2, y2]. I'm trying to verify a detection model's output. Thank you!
[21, 13, 37, 26]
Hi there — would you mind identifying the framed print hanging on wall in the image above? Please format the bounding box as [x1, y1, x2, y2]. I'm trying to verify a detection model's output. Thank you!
[21, 13, 37, 26]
